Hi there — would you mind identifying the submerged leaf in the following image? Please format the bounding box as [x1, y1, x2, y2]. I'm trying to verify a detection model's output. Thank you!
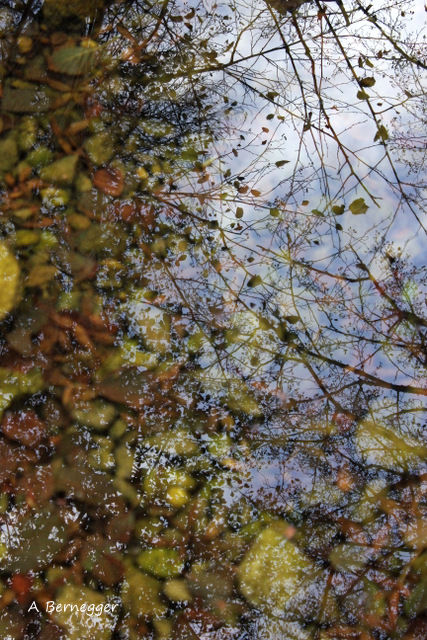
[93, 167, 124, 197]
[2, 86, 52, 113]
[49, 46, 95, 75]
[0, 507, 67, 572]
[1, 409, 46, 448]
[40, 154, 79, 185]
[0, 243, 20, 321]
[239, 522, 326, 618]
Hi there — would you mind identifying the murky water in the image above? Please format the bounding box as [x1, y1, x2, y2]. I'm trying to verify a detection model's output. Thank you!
[0, 1, 426, 639]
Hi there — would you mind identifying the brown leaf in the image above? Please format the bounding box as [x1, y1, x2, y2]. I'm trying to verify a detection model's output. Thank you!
[1, 410, 47, 448]
[16, 464, 54, 506]
[80, 535, 125, 585]
[0, 439, 38, 483]
[26, 265, 58, 288]
[112, 200, 137, 221]
[93, 167, 124, 197]
[11, 574, 33, 605]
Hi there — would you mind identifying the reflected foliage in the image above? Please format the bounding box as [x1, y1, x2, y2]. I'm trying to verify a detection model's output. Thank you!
[0, 0, 426, 639]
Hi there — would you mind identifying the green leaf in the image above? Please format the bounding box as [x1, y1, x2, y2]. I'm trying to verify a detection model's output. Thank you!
[275, 160, 290, 168]
[247, 275, 262, 287]
[236, 207, 244, 218]
[349, 198, 369, 215]
[374, 125, 389, 142]
[269, 207, 280, 217]
[2, 86, 51, 113]
[40, 155, 79, 185]
[332, 204, 345, 215]
[50, 46, 95, 75]
[284, 315, 299, 324]
[359, 77, 375, 88]
[357, 90, 370, 101]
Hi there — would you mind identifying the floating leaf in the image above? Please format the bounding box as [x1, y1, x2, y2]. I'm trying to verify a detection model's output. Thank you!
[359, 77, 375, 88]
[236, 206, 244, 218]
[275, 160, 290, 167]
[247, 275, 262, 287]
[49, 46, 95, 75]
[374, 125, 389, 142]
[349, 198, 368, 215]
[332, 204, 345, 215]
[356, 89, 369, 100]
